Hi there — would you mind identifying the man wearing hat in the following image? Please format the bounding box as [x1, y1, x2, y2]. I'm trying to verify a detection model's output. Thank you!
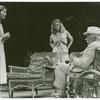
[52, 26, 100, 97]
[71, 26, 100, 72]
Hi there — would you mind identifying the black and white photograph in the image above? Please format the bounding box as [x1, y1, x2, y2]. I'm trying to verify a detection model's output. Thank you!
[0, 1, 100, 98]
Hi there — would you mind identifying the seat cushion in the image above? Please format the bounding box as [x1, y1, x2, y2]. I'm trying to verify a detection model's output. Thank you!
[27, 52, 56, 73]
[7, 73, 41, 79]
[27, 56, 50, 73]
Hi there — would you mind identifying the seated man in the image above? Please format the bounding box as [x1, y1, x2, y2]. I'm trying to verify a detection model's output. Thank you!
[52, 26, 100, 97]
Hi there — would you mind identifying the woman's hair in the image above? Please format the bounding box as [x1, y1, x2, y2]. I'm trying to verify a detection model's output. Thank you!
[51, 19, 66, 34]
[0, 5, 6, 12]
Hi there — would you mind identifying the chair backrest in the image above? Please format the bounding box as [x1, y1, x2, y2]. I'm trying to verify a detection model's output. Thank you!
[27, 52, 57, 73]
[30, 52, 57, 58]
[93, 50, 100, 72]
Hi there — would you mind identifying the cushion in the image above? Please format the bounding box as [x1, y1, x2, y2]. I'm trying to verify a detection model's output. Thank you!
[27, 52, 57, 73]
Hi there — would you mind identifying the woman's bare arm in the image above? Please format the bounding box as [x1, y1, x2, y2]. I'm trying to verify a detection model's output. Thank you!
[67, 31, 73, 49]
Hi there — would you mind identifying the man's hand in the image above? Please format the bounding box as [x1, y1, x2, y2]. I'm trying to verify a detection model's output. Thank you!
[70, 53, 75, 62]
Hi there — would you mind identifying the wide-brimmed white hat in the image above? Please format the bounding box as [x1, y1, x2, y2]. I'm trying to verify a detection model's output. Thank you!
[83, 26, 100, 36]
[0, 5, 5, 11]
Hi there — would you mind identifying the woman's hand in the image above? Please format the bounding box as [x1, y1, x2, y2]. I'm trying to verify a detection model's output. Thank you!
[5, 32, 11, 38]
[54, 39, 60, 46]
[55, 38, 59, 43]
[2, 32, 11, 43]
[59, 38, 67, 45]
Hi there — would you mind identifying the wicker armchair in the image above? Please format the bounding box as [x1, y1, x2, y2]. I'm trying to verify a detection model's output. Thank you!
[69, 50, 100, 98]
[7, 52, 57, 98]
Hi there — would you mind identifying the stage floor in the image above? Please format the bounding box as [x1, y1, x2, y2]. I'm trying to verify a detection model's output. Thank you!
[0, 85, 53, 98]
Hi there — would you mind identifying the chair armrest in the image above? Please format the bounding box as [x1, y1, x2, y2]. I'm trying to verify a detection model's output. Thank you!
[70, 52, 81, 57]
[8, 65, 28, 73]
[41, 65, 55, 82]
[97, 48, 100, 51]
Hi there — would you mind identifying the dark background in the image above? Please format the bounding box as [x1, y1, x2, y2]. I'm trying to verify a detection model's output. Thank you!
[0, 2, 100, 70]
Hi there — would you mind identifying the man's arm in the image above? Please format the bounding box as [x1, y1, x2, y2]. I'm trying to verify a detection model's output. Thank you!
[72, 42, 97, 69]
[72, 56, 94, 69]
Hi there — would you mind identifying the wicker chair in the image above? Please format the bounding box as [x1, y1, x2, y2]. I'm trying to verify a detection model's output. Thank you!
[69, 50, 100, 98]
[7, 52, 57, 98]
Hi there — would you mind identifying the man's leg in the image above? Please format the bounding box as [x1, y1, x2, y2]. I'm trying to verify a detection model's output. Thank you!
[53, 64, 70, 97]
[54, 65, 67, 91]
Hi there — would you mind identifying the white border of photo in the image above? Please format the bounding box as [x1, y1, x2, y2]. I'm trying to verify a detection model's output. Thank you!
[1, 0, 100, 2]
[0, 1, 100, 100]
